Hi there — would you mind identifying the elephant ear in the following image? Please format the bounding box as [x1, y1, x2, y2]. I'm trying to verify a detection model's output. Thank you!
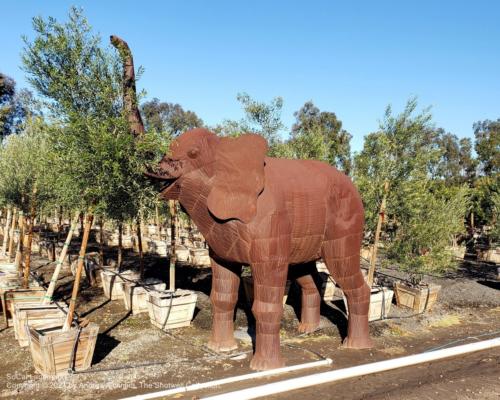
[207, 134, 268, 223]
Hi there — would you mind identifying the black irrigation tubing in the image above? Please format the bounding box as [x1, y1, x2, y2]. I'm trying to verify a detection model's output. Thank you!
[95, 267, 161, 293]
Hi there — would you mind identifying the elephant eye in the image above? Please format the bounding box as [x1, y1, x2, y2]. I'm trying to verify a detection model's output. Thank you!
[188, 147, 200, 159]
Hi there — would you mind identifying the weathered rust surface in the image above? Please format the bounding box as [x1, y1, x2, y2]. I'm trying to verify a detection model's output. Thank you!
[149, 128, 372, 370]
[110, 35, 145, 137]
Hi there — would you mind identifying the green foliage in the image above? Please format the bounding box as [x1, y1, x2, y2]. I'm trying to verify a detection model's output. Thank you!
[470, 175, 499, 229]
[386, 183, 469, 283]
[354, 98, 470, 282]
[430, 129, 476, 183]
[354, 97, 439, 234]
[0, 73, 30, 137]
[22, 7, 122, 121]
[141, 98, 203, 138]
[0, 117, 52, 212]
[489, 190, 500, 243]
[213, 92, 286, 156]
[474, 119, 500, 176]
[288, 101, 352, 173]
[21, 7, 163, 224]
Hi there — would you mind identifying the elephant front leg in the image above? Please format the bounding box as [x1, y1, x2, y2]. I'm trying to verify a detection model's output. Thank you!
[207, 258, 241, 352]
[250, 262, 288, 371]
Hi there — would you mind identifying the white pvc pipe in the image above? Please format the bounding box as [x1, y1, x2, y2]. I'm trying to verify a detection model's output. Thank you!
[203, 337, 500, 400]
[119, 358, 332, 400]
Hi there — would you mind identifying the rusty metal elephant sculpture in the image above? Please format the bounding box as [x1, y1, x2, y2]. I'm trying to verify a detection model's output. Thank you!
[147, 128, 372, 370]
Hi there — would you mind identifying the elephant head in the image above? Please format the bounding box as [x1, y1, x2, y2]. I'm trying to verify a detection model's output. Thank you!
[146, 128, 268, 223]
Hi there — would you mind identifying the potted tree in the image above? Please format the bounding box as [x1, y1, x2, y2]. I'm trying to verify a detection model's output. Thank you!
[19, 8, 157, 373]
[389, 183, 469, 313]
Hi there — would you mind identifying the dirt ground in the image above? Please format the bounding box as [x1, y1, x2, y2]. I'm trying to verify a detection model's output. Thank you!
[1, 236, 499, 400]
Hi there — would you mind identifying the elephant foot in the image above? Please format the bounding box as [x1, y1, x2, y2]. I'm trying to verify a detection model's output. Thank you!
[250, 354, 285, 371]
[207, 338, 238, 353]
[297, 321, 320, 334]
[342, 335, 373, 349]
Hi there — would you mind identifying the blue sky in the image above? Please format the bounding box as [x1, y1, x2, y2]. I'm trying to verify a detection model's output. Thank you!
[1, 1, 499, 152]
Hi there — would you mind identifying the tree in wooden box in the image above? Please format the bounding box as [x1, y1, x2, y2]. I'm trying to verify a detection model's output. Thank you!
[123, 280, 166, 315]
[14, 303, 68, 347]
[354, 100, 470, 315]
[28, 321, 99, 376]
[147, 289, 197, 330]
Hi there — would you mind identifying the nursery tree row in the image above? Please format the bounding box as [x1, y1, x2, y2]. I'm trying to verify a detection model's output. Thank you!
[0, 7, 498, 284]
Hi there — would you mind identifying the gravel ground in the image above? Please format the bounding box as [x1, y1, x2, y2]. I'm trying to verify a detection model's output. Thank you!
[1, 237, 499, 399]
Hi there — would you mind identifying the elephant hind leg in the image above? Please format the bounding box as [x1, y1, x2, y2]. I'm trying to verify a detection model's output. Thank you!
[296, 273, 321, 333]
[321, 233, 372, 349]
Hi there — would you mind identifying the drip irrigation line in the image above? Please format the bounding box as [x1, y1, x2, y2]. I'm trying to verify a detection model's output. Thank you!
[423, 329, 500, 353]
[284, 343, 328, 361]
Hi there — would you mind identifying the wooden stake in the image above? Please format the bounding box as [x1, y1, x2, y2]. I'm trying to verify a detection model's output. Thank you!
[8, 208, 17, 261]
[63, 213, 94, 331]
[42, 214, 79, 304]
[137, 217, 144, 279]
[367, 181, 389, 288]
[169, 200, 177, 292]
[14, 211, 25, 274]
[98, 218, 104, 269]
[155, 204, 161, 237]
[57, 205, 63, 236]
[118, 222, 123, 272]
[1, 207, 12, 256]
[23, 187, 37, 288]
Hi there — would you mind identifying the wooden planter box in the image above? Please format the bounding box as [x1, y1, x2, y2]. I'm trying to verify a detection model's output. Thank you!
[477, 247, 500, 264]
[100, 270, 139, 300]
[146, 239, 168, 256]
[147, 289, 197, 330]
[0, 271, 20, 290]
[316, 261, 336, 301]
[13, 303, 68, 347]
[394, 282, 441, 313]
[123, 282, 166, 314]
[447, 245, 466, 259]
[175, 246, 190, 262]
[2, 288, 46, 326]
[0, 262, 17, 273]
[189, 248, 210, 267]
[241, 276, 291, 305]
[28, 323, 99, 376]
[343, 287, 394, 321]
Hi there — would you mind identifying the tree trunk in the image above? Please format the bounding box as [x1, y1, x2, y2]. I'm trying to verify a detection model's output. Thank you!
[22, 189, 37, 288]
[137, 217, 144, 279]
[22, 216, 34, 289]
[367, 181, 389, 288]
[79, 212, 84, 239]
[8, 208, 17, 261]
[169, 200, 177, 292]
[14, 211, 25, 274]
[110, 35, 145, 137]
[1, 207, 12, 256]
[43, 214, 79, 304]
[63, 213, 94, 331]
[117, 222, 123, 272]
[98, 218, 104, 269]
[155, 204, 161, 238]
[57, 205, 63, 235]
